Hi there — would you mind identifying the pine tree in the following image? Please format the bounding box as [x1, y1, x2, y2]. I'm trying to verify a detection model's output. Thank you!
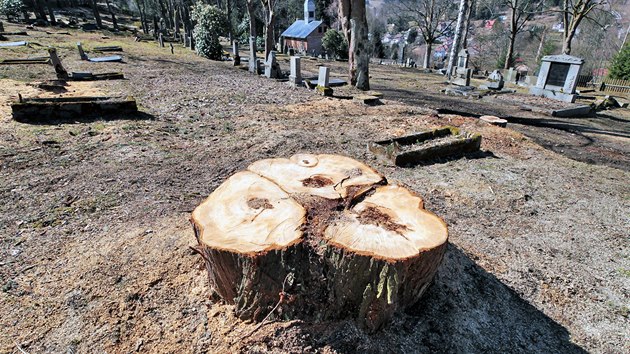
[609, 44, 630, 80]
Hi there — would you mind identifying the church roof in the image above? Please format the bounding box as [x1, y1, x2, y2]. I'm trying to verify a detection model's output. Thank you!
[281, 20, 323, 39]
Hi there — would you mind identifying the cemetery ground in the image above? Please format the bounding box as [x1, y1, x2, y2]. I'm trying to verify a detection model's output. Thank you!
[1, 24, 629, 353]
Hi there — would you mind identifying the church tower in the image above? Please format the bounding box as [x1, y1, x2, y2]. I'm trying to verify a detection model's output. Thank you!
[304, 0, 315, 23]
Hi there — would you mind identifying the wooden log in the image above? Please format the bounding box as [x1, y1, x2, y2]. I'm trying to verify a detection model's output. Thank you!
[192, 154, 448, 332]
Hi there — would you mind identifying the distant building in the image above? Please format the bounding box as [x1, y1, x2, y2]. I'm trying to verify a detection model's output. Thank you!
[281, 0, 328, 56]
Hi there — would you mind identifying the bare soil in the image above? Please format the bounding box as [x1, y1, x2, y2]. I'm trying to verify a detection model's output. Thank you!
[1, 23, 629, 353]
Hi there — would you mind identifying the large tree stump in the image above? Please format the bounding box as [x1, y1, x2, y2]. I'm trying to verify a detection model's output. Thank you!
[191, 154, 448, 332]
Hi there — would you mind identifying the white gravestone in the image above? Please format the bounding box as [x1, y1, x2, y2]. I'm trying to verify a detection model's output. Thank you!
[289, 56, 301, 87]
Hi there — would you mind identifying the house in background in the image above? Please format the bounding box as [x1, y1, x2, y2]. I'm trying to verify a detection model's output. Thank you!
[281, 0, 328, 56]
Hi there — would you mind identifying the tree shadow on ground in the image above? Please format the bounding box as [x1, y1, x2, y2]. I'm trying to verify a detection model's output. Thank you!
[505, 115, 630, 140]
[265, 244, 586, 353]
[13, 111, 156, 125]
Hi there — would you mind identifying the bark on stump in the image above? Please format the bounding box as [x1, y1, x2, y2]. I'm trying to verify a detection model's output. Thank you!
[191, 154, 448, 332]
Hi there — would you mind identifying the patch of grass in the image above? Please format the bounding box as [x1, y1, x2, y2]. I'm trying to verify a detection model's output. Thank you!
[618, 268, 630, 277]
[93, 122, 106, 132]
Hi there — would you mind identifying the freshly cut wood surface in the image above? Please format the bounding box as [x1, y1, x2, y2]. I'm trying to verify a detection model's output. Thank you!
[192, 154, 448, 331]
[247, 153, 384, 199]
[191, 171, 305, 253]
[324, 185, 448, 260]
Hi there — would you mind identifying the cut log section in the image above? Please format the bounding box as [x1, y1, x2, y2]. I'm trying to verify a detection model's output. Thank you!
[192, 154, 448, 332]
[247, 153, 385, 199]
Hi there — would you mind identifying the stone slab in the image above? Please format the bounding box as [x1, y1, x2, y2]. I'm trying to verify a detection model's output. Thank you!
[480, 115, 507, 127]
[368, 126, 482, 167]
[550, 105, 592, 117]
[529, 86, 577, 103]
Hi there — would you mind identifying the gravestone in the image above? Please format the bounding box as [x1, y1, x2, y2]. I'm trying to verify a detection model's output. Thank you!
[48, 48, 69, 80]
[398, 44, 406, 65]
[451, 49, 472, 86]
[232, 41, 240, 66]
[158, 33, 164, 47]
[316, 66, 332, 96]
[529, 54, 584, 103]
[485, 70, 504, 90]
[249, 36, 258, 74]
[505, 67, 515, 82]
[289, 56, 301, 87]
[264, 51, 280, 79]
[525, 75, 537, 86]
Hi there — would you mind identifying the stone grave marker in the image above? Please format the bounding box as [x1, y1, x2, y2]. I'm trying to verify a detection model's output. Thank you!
[316, 66, 332, 96]
[529, 54, 584, 103]
[158, 33, 164, 47]
[289, 56, 301, 87]
[264, 51, 280, 79]
[525, 75, 537, 86]
[505, 67, 515, 82]
[451, 49, 472, 86]
[485, 70, 504, 90]
[249, 37, 258, 74]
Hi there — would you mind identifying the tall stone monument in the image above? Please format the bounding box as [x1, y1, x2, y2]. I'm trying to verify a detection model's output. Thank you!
[529, 54, 584, 103]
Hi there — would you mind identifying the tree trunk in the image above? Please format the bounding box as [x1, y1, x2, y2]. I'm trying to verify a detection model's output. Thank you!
[461, 0, 474, 49]
[46, 0, 56, 25]
[423, 39, 432, 69]
[264, 11, 275, 60]
[90, 0, 102, 29]
[351, 0, 369, 90]
[226, 0, 233, 42]
[192, 154, 448, 332]
[562, 32, 574, 55]
[247, 0, 257, 73]
[505, 34, 515, 69]
[446, 0, 467, 79]
[339, 0, 353, 84]
[33, 0, 48, 22]
[106, 0, 118, 30]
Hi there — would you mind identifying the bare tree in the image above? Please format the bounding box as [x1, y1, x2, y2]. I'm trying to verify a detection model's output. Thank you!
[106, 0, 118, 30]
[339, 0, 370, 90]
[446, 0, 468, 78]
[247, 0, 258, 73]
[394, 0, 456, 68]
[503, 0, 535, 68]
[561, 0, 608, 54]
[260, 0, 278, 60]
[90, 0, 103, 28]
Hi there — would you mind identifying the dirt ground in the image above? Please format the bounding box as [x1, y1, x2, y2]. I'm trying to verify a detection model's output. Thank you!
[1, 24, 629, 354]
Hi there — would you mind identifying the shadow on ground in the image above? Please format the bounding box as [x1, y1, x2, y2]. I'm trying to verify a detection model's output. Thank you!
[373, 84, 630, 171]
[12, 111, 156, 125]
[251, 244, 586, 353]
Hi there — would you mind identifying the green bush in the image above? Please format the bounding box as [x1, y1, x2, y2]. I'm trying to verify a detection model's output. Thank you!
[0, 0, 23, 20]
[191, 2, 228, 60]
[322, 29, 348, 59]
[609, 44, 630, 80]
